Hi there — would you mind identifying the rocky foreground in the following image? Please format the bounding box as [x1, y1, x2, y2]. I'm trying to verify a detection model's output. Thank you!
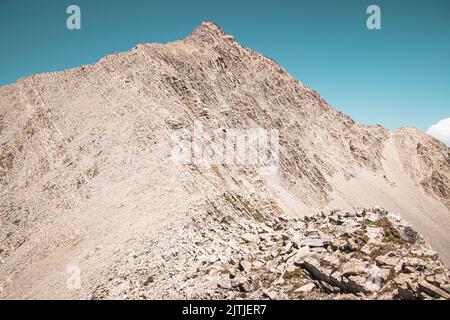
[92, 205, 450, 300]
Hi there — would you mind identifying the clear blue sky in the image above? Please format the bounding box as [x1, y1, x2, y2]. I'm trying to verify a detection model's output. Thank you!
[0, 0, 449, 131]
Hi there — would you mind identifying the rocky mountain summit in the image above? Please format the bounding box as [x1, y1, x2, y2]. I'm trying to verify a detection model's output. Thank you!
[0, 22, 449, 299]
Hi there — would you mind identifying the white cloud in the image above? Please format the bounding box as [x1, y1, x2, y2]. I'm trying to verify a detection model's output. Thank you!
[427, 118, 450, 147]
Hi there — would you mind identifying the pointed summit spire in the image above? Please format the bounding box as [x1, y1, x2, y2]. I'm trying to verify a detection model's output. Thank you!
[192, 21, 224, 35]
[186, 21, 234, 44]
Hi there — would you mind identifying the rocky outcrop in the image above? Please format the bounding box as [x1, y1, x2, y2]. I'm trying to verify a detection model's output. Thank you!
[91, 206, 450, 300]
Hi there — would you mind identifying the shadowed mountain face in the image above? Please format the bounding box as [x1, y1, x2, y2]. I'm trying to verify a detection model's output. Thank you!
[0, 22, 449, 299]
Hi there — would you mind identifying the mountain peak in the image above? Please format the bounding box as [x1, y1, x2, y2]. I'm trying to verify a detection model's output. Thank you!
[194, 21, 224, 33]
[1, 21, 450, 300]
[186, 21, 233, 43]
